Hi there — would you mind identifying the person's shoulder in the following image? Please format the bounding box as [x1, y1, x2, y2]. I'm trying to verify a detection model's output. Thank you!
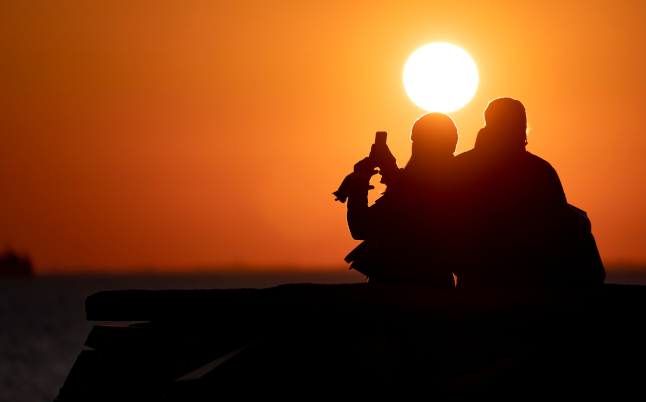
[454, 148, 476, 160]
[453, 148, 478, 167]
[523, 151, 565, 191]
[524, 151, 558, 173]
[452, 149, 483, 176]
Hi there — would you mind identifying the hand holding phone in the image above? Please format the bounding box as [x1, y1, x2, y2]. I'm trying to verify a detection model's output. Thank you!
[370, 130, 393, 159]
[370, 131, 387, 159]
[375, 131, 387, 147]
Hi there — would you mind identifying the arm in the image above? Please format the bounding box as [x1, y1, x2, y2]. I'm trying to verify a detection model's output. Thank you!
[346, 177, 375, 240]
[345, 157, 400, 240]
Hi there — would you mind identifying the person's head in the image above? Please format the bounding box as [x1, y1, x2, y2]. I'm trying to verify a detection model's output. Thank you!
[410, 112, 459, 159]
[480, 97, 528, 150]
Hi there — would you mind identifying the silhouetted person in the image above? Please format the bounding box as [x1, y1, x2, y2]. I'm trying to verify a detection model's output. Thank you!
[452, 97, 605, 287]
[338, 113, 459, 289]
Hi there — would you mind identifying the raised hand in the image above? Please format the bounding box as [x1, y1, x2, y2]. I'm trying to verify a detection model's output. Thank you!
[354, 157, 379, 174]
[370, 144, 398, 171]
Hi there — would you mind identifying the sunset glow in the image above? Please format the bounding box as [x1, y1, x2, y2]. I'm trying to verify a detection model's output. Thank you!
[1, 1, 646, 273]
[403, 43, 478, 112]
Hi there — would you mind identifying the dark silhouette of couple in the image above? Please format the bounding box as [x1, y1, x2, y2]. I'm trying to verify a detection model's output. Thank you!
[335, 97, 605, 288]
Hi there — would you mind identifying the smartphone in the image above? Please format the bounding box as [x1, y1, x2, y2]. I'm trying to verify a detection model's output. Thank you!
[375, 131, 387, 146]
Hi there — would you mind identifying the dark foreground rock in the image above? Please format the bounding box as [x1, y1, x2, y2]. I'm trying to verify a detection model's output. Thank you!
[56, 283, 646, 400]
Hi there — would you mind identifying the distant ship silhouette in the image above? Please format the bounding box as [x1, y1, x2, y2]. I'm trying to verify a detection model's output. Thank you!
[0, 249, 32, 277]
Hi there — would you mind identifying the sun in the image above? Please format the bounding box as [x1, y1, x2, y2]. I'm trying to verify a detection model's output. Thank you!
[403, 43, 478, 113]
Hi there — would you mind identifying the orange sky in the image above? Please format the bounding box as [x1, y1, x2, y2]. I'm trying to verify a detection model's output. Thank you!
[1, 0, 646, 273]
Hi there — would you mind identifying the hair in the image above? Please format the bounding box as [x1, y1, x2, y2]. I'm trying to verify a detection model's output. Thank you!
[404, 113, 458, 174]
[483, 97, 529, 146]
[410, 112, 459, 153]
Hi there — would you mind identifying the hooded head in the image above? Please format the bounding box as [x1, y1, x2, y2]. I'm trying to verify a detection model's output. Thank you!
[409, 112, 459, 161]
[476, 97, 528, 152]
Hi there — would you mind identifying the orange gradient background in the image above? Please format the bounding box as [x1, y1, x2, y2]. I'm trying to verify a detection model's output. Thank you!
[1, 0, 645, 273]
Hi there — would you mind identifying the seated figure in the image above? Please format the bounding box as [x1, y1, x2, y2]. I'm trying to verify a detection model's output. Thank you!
[336, 113, 460, 289]
[452, 97, 606, 288]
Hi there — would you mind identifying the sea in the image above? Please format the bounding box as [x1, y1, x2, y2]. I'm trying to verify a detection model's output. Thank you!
[0, 268, 642, 402]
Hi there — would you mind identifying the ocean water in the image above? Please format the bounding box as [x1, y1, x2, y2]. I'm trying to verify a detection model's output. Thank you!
[0, 268, 642, 402]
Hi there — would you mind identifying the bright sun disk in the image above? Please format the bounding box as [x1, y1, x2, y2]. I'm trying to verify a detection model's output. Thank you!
[403, 43, 478, 113]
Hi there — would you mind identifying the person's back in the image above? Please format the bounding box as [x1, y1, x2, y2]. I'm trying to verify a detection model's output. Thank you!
[339, 113, 460, 289]
[452, 98, 605, 287]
